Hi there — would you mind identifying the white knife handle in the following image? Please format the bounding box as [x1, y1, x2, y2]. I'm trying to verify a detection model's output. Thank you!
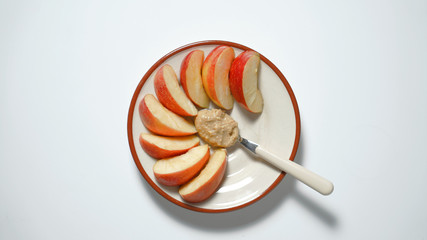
[255, 146, 334, 195]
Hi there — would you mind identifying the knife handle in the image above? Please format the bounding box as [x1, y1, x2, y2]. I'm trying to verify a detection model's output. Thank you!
[255, 146, 334, 195]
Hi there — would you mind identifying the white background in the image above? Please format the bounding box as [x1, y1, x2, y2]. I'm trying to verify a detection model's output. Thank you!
[1, 0, 426, 239]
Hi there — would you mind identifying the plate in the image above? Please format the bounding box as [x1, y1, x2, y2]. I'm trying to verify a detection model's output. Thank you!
[127, 40, 300, 212]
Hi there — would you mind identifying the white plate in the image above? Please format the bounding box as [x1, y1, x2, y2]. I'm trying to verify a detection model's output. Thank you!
[127, 40, 300, 212]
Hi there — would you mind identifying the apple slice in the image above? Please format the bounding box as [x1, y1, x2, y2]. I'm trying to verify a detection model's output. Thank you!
[202, 46, 235, 110]
[154, 64, 198, 116]
[153, 145, 210, 186]
[139, 133, 200, 159]
[179, 149, 227, 203]
[180, 50, 210, 108]
[229, 50, 264, 113]
[139, 94, 197, 136]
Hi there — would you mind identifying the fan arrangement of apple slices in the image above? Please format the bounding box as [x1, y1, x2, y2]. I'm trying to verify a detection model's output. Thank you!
[138, 45, 264, 203]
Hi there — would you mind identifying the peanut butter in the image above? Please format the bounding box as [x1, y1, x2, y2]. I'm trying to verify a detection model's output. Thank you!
[195, 109, 239, 148]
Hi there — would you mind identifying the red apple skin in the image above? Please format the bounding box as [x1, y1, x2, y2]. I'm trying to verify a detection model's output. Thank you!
[154, 65, 196, 117]
[153, 148, 210, 186]
[180, 50, 196, 96]
[138, 95, 196, 136]
[180, 50, 209, 108]
[202, 46, 235, 110]
[229, 50, 261, 113]
[202, 46, 223, 102]
[139, 134, 200, 159]
[179, 152, 227, 203]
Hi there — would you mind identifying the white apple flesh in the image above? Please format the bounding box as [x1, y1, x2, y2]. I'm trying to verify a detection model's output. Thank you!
[139, 133, 200, 159]
[154, 64, 198, 116]
[139, 94, 197, 136]
[229, 51, 263, 113]
[202, 46, 235, 110]
[180, 50, 210, 108]
[179, 149, 227, 203]
[153, 145, 210, 186]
